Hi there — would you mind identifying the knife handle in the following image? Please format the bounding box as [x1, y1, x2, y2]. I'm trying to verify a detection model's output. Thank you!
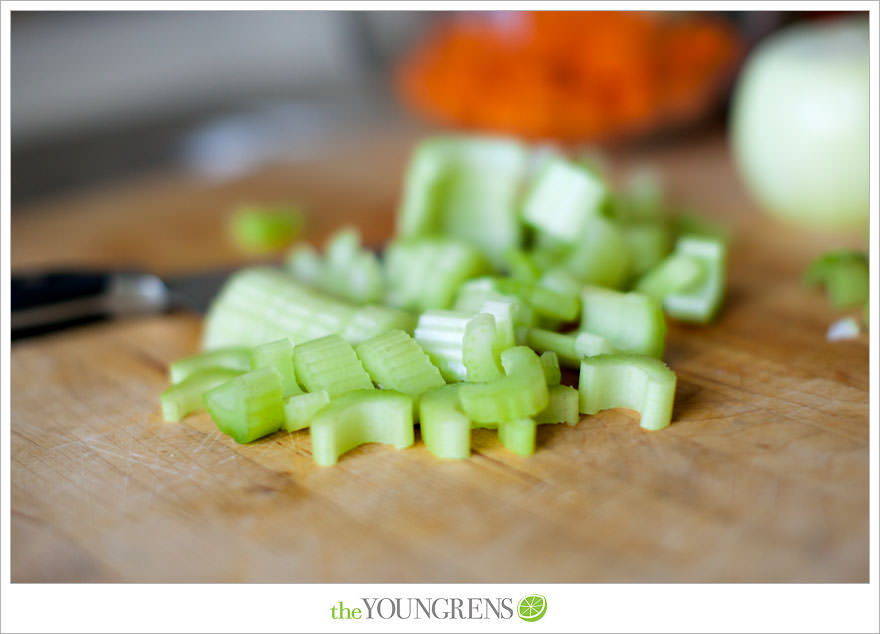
[11, 271, 169, 339]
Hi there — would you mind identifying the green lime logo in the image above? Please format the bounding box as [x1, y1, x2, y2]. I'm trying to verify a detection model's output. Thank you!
[517, 594, 547, 622]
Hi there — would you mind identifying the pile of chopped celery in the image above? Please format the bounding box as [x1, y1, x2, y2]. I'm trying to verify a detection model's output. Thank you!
[162, 136, 732, 465]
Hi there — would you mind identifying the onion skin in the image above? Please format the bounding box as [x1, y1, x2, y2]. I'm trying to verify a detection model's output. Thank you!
[731, 18, 868, 231]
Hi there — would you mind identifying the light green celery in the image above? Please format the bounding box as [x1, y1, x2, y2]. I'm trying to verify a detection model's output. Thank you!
[634, 253, 705, 303]
[202, 268, 355, 349]
[453, 278, 535, 327]
[804, 249, 869, 309]
[612, 168, 664, 222]
[522, 156, 608, 242]
[528, 284, 580, 322]
[564, 215, 631, 289]
[413, 309, 473, 381]
[662, 236, 727, 324]
[293, 335, 374, 398]
[229, 204, 304, 253]
[620, 222, 673, 279]
[497, 418, 537, 456]
[462, 313, 504, 382]
[538, 268, 583, 299]
[540, 351, 561, 387]
[160, 368, 244, 422]
[478, 299, 517, 351]
[202, 268, 411, 349]
[203, 367, 285, 443]
[504, 248, 541, 283]
[419, 384, 471, 459]
[252, 338, 302, 397]
[285, 243, 322, 285]
[355, 329, 445, 397]
[396, 136, 529, 266]
[459, 346, 549, 423]
[310, 390, 414, 465]
[535, 385, 579, 425]
[525, 328, 615, 368]
[384, 237, 489, 312]
[578, 354, 676, 431]
[580, 286, 666, 358]
[169, 346, 253, 384]
[283, 390, 331, 432]
[342, 305, 417, 345]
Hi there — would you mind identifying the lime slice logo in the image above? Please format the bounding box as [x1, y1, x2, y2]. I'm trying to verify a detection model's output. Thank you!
[517, 594, 547, 622]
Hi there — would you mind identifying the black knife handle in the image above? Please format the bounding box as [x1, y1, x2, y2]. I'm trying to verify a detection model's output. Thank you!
[11, 271, 169, 339]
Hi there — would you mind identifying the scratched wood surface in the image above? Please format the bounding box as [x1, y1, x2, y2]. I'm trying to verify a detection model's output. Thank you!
[11, 126, 869, 582]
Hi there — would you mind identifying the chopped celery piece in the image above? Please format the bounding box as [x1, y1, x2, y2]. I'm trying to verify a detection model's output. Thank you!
[497, 418, 537, 456]
[478, 299, 516, 351]
[529, 284, 580, 322]
[160, 367, 244, 422]
[620, 221, 673, 279]
[169, 346, 253, 384]
[462, 313, 505, 382]
[285, 243, 322, 286]
[634, 253, 705, 303]
[525, 328, 615, 367]
[355, 329, 445, 397]
[396, 136, 529, 266]
[203, 367, 285, 443]
[384, 237, 489, 312]
[612, 168, 665, 222]
[538, 268, 583, 299]
[342, 305, 417, 345]
[535, 385, 579, 425]
[229, 204, 304, 253]
[202, 268, 354, 349]
[293, 335, 374, 398]
[286, 229, 383, 304]
[564, 215, 631, 289]
[310, 390, 414, 465]
[413, 309, 473, 381]
[252, 338, 302, 398]
[673, 212, 732, 244]
[283, 390, 331, 432]
[459, 346, 549, 423]
[522, 156, 608, 242]
[805, 250, 869, 309]
[419, 384, 471, 459]
[453, 277, 535, 327]
[662, 236, 727, 324]
[578, 354, 676, 431]
[540, 351, 561, 387]
[203, 268, 412, 349]
[580, 286, 666, 358]
[504, 248, 541, 283]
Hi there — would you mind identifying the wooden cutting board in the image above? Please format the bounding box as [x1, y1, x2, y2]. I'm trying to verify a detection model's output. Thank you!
[10, 126, 869, 582]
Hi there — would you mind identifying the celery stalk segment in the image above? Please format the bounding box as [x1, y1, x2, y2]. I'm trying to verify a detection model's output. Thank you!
[535, 385, 580, 425]
[294, 334, 374, 398]
[419, 384, 471, 459]
[310, 390, 414, 465]
[203, 367, 285, 443]
[161, 367, 244, 422]
[459, 346, 549, 423]
[283, 390, 331, 432]
[355, 329, 445, 397]
[578, 354, 676, 431]
[580, 285, 666, 358]
[169, 346, 253, 384]
[252, 338, 302, 398]
[661, 236, 727, 324]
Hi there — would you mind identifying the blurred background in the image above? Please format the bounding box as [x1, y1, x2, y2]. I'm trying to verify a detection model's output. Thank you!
[10, 10, 851, 206]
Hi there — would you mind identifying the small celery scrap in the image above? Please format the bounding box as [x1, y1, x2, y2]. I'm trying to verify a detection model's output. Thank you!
[163, 134, 742, 466]
[805, 250, 869, 310]
[230, 204, 304, 253]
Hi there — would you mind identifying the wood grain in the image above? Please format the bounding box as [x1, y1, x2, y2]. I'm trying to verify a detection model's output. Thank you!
[11, 127, 869, 582]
